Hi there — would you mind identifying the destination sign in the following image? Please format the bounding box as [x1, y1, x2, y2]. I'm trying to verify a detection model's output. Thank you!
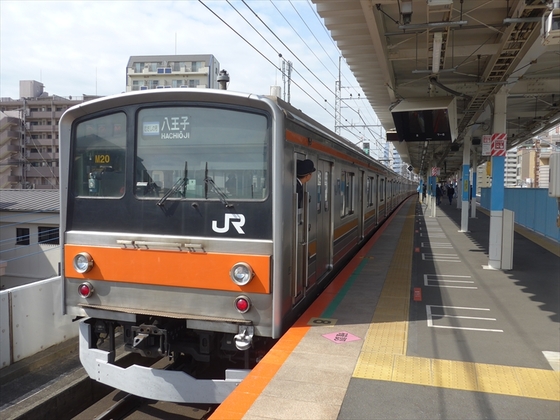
[141, 115, 191, 140]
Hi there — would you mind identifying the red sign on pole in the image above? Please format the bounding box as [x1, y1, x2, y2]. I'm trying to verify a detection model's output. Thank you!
[491, 133, 507, 157]
[482, 135, 492, 156]
[431, 167, 440, 176]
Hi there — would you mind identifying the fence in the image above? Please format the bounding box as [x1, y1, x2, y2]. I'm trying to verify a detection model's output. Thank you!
[0, 276, 78, 368]
[480, 187, 560, 242]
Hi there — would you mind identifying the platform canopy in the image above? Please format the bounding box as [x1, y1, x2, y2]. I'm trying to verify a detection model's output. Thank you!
[313, 0, 560, 178]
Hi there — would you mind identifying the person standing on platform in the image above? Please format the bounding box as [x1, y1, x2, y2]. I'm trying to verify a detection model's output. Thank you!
[436, 184, 442, 205]
[447, 183, 455, 205]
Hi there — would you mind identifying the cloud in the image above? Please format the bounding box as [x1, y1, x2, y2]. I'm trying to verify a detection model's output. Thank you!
[0, 0, 382, 146]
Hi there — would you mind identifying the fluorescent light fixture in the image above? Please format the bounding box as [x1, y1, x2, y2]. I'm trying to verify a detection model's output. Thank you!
[428, 0, 453, 5]
[432, 32, 442, 73]
[399, 20, 467, 30]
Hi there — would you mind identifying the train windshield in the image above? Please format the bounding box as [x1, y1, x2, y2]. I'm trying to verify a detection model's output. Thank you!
[136, 106, 269, 201]
[73, 112, 126, 198]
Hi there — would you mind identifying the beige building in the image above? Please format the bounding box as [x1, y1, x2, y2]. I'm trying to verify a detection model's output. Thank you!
[126, 54, 221, 91]
[0, 81, 98, 189]
[476, 126, 560, 193]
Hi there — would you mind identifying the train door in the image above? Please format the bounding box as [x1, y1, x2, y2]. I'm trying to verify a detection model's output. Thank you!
[293, 152, 309, 304]
[315, 159, 332, 281]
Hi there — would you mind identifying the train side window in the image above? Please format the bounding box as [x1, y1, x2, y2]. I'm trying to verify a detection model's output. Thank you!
[340, 171, 346, 217]
[380, 178, 385, 202]
[324, 171, 329, 212]
[366, 177, 371, 207]
[317, 170, 322, 213]
[340, 171, 355, 217]
[73, 112, 126, 198]
[347, 172, 355, 215]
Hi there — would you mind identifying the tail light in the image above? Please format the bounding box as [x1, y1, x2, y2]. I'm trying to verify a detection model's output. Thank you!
[78, 282, 94, 298]
[234, 295, 251, 313]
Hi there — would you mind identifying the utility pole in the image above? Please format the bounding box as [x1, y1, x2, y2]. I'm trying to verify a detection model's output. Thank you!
[335, 56, 383, 158]
[282, 59, 292, 103]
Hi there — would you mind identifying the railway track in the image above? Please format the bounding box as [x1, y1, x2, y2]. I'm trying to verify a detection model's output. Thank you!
[73, 388, 217, 420]
[72, 357, 218, 419]
[1, 332, 215, 420]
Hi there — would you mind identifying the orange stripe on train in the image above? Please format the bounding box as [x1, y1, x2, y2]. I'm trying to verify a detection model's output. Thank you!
[64, 244, 271, 293]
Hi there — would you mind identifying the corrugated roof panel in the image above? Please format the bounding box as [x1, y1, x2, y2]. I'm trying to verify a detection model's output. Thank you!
[0, 189, 60, 212]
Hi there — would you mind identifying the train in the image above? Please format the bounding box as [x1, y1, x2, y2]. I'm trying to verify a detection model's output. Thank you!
[59, 88, 416, 403]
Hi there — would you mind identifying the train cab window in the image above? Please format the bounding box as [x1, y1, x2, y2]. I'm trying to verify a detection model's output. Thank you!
[135, 107, 269, 201]
[72, 112, 126, 198]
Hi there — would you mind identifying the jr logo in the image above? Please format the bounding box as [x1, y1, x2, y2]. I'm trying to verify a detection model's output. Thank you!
[212, 213, 246, 234]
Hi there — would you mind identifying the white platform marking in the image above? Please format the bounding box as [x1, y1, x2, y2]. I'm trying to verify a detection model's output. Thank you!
[424, 274, 476, 289]
[426, 305, 503, 332]
[421, 242, 453, 249]
[422, 253, 460, 262]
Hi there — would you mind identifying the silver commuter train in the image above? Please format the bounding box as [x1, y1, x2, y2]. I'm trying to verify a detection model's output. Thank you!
[59, 88, 415, 403]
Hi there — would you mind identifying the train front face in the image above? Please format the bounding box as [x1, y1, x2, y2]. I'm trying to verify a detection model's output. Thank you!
[60, 92, 276, 382]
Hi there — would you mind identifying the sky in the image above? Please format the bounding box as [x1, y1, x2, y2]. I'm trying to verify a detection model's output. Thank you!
[0, 0, 386, 155]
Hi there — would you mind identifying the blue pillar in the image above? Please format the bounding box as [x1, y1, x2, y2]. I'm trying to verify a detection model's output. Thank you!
[488, 155, 505, 268]
[490, 156, 505, 211]
[471, 169, 477, 218]
[461, 165, 470, 202]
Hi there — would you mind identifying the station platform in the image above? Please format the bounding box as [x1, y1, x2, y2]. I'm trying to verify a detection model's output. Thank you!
[211, 196, 560, 419]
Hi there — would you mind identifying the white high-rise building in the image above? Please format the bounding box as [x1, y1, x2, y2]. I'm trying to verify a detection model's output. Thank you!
[126, 55, 221, 91]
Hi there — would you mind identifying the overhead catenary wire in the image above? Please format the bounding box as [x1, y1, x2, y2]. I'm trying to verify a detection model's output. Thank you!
[198, 0, 337, 118]
[238, 0, 335, 108]
[200, 0, 386, 154]
[244, 0, 376, 128]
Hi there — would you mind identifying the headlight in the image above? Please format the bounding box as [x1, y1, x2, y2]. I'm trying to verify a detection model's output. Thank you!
[229, 262, 254, 286]
[73, 252, 94, 274]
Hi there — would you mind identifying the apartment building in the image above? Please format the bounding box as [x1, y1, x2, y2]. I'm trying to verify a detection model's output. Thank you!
[476, 127, 560, 193]
[504, 147, 518, 187]
[126, 54, 221, 91]
[0, 81, 98, 189]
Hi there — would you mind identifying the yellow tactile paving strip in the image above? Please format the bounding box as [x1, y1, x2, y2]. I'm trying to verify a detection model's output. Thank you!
[353, 203, 560, 402]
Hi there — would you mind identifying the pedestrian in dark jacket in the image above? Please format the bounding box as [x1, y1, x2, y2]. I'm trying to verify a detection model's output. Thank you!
[447, 184, 454, 205]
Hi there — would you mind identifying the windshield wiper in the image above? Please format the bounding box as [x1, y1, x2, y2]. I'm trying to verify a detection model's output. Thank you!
[204, 177, 232, 208]
[157, 161, 188, 207]
[157, 176, 187, 207]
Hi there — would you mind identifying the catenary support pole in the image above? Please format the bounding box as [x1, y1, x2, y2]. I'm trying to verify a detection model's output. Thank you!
[488, 87, 507, 269]
[460, 133, 472, 232]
